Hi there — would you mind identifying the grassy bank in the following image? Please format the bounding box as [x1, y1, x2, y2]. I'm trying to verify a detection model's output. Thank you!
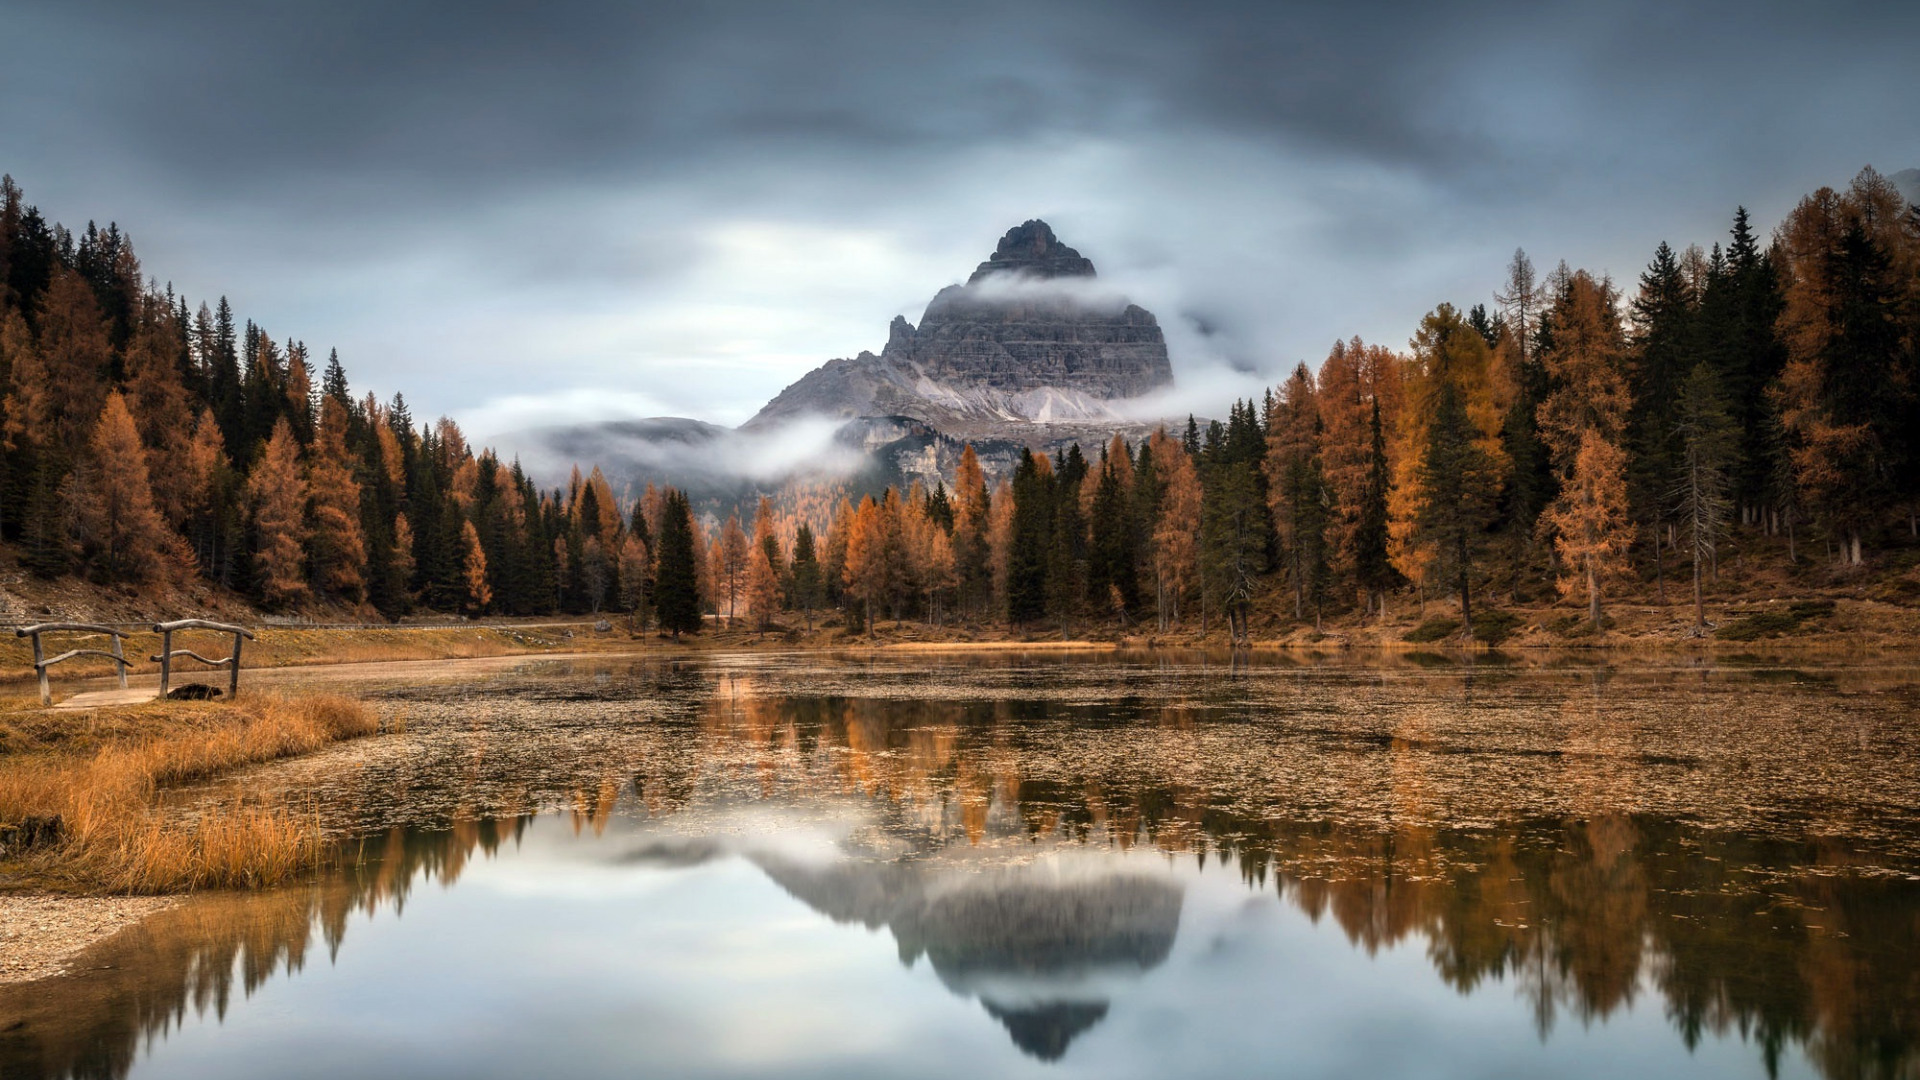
[0, 694, 378, 893]
[0, 623, 617, 687]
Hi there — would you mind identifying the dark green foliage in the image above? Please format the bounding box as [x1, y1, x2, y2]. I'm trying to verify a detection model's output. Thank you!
[1087, 457, 1139, 618]
[1468, 609, 1523, 644]
[1416, 380, 1500, 637]
[1714, 601, 1834, 641]
[1047, 446, 1089, 631]
[789, 522, 824, 630]
[1006, 450, 1052, 625]
[1353, 399, 1398, 608]
[1628, 241, 1697, 592]
[654, 489, 702, 637]
[1403, 618, 1461, 643]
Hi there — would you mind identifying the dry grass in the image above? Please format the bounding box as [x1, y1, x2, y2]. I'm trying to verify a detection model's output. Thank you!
[0, 694, 377, 893]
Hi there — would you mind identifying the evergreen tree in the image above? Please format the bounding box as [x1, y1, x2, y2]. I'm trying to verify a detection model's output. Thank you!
[1006, 450, 1053, 625]
[1415, 380, 1500, 637]
[654, 488, 702, 637]
[1627, 241, 1697, 600]
[1047, 446, 1090, 634]
[789, 521, 824, 632]
[1672, 364, 1737, 631]
[1353, 399, 1397, 616]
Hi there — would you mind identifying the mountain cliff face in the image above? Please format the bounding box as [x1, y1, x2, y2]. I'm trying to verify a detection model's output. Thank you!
[745, 220, 1173, 438]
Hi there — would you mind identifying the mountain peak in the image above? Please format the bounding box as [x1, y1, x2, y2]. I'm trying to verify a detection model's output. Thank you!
[967, 219, 1097, 283]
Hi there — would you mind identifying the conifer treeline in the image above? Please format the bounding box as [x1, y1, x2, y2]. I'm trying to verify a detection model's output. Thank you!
[0, 174, 656, 618]
[710, 167, 1920, 641]
[1, 168, 1914, 633]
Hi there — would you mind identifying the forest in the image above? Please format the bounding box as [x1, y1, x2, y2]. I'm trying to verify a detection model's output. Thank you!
[0, 167, 1915, 641]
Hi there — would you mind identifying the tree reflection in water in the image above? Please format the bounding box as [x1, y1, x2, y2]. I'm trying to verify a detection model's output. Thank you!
[4, 655, 1917, 1079]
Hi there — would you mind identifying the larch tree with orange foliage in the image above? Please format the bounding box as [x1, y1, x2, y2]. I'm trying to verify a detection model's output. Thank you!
[714, 512, 751, 627]
[1770, 169, 1918, 564]
[747, 497, 783, 630]
[951, 444, 992, 617]
[72, 392, 175, 583]
[1390, 305, 1508, 609]
[1538, 269, 1634, 626]
[247, 418, 309, 605]
[461, 519, 491, 613]
[308, 397, 367, 600]
[1148, 429, 1200, 630]
[842, 495, 887, 634]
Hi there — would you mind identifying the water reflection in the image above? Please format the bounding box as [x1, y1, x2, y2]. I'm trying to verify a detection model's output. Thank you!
[6, 653, 1919, 1079]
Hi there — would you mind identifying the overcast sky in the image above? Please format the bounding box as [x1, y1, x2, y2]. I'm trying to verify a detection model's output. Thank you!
[4, 0, 1916, 439]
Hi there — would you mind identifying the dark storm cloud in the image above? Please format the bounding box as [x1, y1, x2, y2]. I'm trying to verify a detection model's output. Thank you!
[3, 0, 1916, 431]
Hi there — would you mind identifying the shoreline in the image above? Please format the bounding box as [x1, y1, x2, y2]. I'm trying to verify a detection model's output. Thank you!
[0, 894, 178, 985]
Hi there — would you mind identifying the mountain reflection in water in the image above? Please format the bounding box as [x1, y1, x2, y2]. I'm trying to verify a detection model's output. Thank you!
[3, 653, 1918, 1079]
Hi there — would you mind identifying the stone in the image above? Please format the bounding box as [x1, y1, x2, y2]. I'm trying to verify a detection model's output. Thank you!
[745, 220, 1172, 439]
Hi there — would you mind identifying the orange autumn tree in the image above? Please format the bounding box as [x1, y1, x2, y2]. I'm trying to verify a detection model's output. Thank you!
[1538, 268, 1634, 627]
[1770, 168, 1918, 564]
[1148, 428, 1201, 630]
[1390, 305, 1507, 610]
[73, 391, 175, 583]
[747, 496, 783, 630]
[713, 512, 751, 627]
[308, 397, 367, 601]
[951, 444, 993, 617]
[842, 495, 887, 634]
[461, 519, 491, 613]
[247, 418, 309, 605]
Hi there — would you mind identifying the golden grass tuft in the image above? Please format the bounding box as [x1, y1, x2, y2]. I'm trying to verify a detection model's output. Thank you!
[0, 693, 376, 893]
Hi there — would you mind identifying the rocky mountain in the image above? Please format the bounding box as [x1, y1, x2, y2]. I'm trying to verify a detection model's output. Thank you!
[745, 220, 1173, 440]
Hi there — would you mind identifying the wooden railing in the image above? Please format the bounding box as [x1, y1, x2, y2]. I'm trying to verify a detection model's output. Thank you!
[14, 623, 132, 706]
[151, 620, 256, 699]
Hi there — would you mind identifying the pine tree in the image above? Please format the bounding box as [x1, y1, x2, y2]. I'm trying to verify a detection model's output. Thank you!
[1414, 380, 1499, 637]
[1086, 440, 1138, 620]
[1006, 450, 1053, 625]
[654, 489, 702, 637]
[1672, 364, 1736, 631]
[247, 417, 308, 606]
[1627, 241, 1697, 601]
[789, 521, 824, 632]
[1353, 399, 1397, 617]
[1048, 446, 1090, 635]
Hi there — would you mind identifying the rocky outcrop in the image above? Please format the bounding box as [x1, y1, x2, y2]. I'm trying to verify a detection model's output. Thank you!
[745, 220, 1173, 439]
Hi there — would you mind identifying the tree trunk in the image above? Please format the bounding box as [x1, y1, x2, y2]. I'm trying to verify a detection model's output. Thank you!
[1459, 570, 1474, 643]
[1653, 524, 1667, 605]
[1587, 559, 1602, 629]
[1692, 540, 1705, 632]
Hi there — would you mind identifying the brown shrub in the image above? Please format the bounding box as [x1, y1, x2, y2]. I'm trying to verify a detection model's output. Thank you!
[0, 694, 375, 892]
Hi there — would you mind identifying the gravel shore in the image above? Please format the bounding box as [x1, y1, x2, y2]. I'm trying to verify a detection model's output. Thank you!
[0, 894, 177, 984]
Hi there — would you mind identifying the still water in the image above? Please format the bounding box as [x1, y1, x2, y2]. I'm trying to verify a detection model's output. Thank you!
[5, 651, 1919, 1079]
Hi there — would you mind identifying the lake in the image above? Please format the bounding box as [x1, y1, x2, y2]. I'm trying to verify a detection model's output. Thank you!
[5, 650, 1918, 1079]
